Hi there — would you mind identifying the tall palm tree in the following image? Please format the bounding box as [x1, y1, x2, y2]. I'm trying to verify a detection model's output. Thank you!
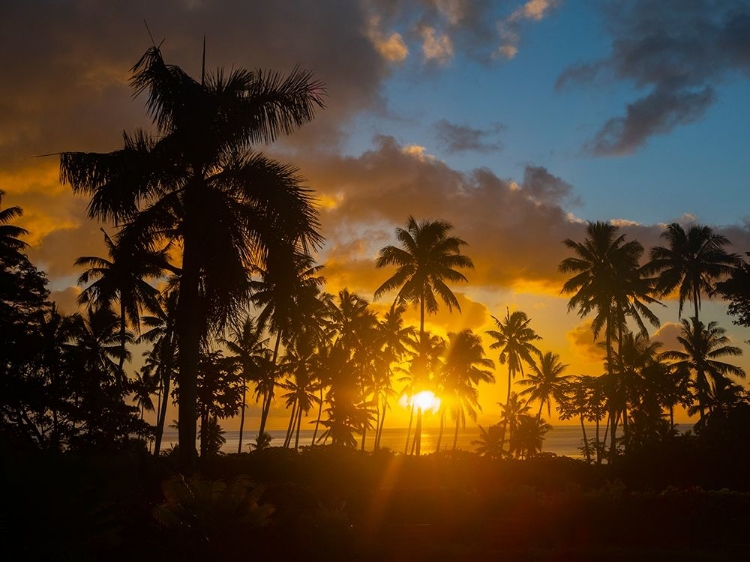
[138, 287, 179, 456]
[374, 303, 415, 449]
[559, 221, 659, 460]
[648, 223, 739, 321]
[76, 229, 167, 388]
[438, 329, 495, 451]
[472, 424, 504, 460]
[222, 316, 269, 453]
[61, 46, 324, 470]
[486, 309, 541, 405]
[661, 318, 745, 421]
[251, 249, 325, 441]
[517, 351, 570, 421]
[375, 216, 473, 455]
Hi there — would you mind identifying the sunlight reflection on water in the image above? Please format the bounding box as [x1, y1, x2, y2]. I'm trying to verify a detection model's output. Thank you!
[160, 425, 666, 458]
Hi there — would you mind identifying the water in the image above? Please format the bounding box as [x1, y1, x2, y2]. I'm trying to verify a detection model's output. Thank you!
[161, 425, 612, 458]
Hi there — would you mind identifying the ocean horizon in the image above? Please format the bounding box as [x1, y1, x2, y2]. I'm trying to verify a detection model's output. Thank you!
[160, 424, 690, 458]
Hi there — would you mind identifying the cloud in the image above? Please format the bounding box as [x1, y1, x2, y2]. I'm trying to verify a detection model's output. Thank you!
[566, 320, 604, 363]
[557, 0, 750, 155]
[419, 25, 455, 64]
[652, 322, 684, 353]
[496, 0, 560, 60]
[367, 14, 409, 62]
[433, 119, 504, 154]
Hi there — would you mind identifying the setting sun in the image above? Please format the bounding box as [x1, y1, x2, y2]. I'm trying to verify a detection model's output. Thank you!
[401, 390, 441, 413]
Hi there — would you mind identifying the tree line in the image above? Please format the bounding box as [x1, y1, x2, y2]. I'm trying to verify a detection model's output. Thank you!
[2, 46, 750, 472]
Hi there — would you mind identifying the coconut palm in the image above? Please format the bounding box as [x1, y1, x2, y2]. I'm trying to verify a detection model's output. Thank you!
[222, 316, 269, 453]
[559, 221, 660, 460]
[472, 424, 505, 459]
[375, 216, 473, 455]
[437, 330, 495, 451]
[138, 288, 179, 456]
[660, 318, 745, 421]
[132, 367, 159, 421]
[0, 189, 28, 260]
[511, 415, 552, 459]
[374, 303, 415, 449]
[75, 229, 167, 388]
[486, 309, 541, 404]
[497, 392, 531, 457]
[60, 45, 324, 469]
[250, 249, 325, 441]
[279, 329, 321, 449]
[648, 223, 739, 321]
[517, 351, 570, 421]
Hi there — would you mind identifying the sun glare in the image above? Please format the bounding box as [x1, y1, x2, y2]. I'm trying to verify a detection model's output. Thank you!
[401, 390, 440, 413]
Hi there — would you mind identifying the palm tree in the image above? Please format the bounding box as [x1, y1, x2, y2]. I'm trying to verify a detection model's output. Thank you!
[374, 303, 414, 449]
[486, 309, 541, 404]
[280, 329, 320, 449]
[61, 46, 324, 470]
[132, 367, 159, 421]
[648, 223, 739, 321]
[251, 249, 325, 441]
[661, 318, 745, 421]
[559, 221, 660, 460]
[511, 415, 552, 459]
[138, 288, 179, 456]
[67, 307, 129, 385]
[75, 229, 167, 388]
[517, 351, 570, 421]
[438, 330, 495, 451]
[497, 392, 530, 457]
[0, 189, 28, 260]
[375, 216, 473, 455]
[472, 424, 505, 459]
[222, 316, 269, 453]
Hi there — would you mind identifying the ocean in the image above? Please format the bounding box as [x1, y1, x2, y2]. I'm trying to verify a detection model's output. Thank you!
[159, 424, 657, 458]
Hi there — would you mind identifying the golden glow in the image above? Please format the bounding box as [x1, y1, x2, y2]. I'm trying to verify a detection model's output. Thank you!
[400, 390, 441, 413]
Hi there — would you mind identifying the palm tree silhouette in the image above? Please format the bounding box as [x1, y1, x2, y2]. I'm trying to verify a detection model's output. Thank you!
[0, 189, 28, 260]
[280, 329, 321, 449]
[661, 318, 745, 421]
[438, 329, 494, 451]
[75, 229, 166, 389]
[138, 288, 179, 456]
[374, 303, 415, 449]
[60, 45, 324, 470]
[222, 316, 269, 453]
[648, 223, 739, 321]
[486, 309, 541, 404]
[559, 221, 659, 460]
[251, 248, 325, 441]
[472, 424, 505, 459]
[498, 392, 530, 457]
[517, 351, 570, 421]
[375, 216, 473, 454]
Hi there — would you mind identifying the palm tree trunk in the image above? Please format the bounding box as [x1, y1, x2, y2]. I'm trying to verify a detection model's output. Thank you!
[284, 400, 297, 448]
[294, 405, 303, 450]
[435, 408, 445, 452]
[580, 415, 591, 464]
[237, 376, 247, 454]
[537, 401, 543, 421]
[413, 408, 423, 455]
[361, 423, 367, 451]
[154, 335, 174, 457]
[404, 403, 414, 454]
[118, 299, 127, 390]
[176, 235, 201, 473]
[377, 399, 387, 450]
[311, 388, 324, 446]
[452, 415, 460, 451]
[258, 331, 282, 440]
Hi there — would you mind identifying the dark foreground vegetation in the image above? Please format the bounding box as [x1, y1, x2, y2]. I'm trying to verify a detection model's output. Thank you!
[4, 437, 750, 561]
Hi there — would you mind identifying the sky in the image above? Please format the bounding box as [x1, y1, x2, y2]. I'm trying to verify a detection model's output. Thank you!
[2, 0, 750, 432]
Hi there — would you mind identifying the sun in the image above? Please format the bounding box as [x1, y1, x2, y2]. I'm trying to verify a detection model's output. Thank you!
[400, 390, 441, 413]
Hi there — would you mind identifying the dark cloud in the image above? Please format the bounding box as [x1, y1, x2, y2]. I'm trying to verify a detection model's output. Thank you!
[557, 0, 750, 156]
[520, 166, 579, 206]
[433, 119, 504, 154]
